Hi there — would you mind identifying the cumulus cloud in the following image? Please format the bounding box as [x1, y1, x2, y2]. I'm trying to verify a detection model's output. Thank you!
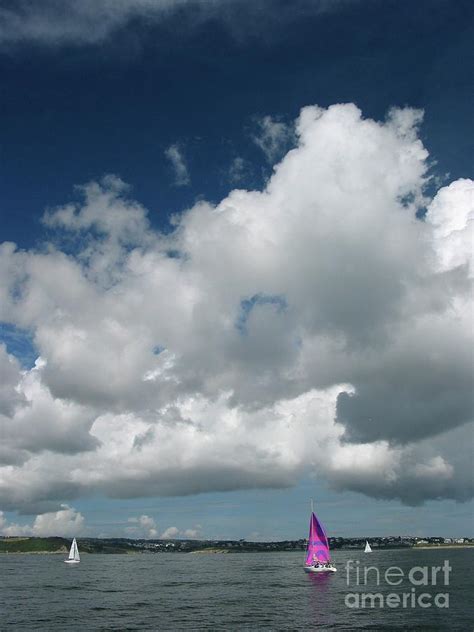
[425, 178, 474, 275]
[183, 527, 201, 538]
[161, 525, 201, 539]
[164, 144, 190, 187]
[0, 357, 99, 459]
[125, 515, 200, 539]
[0, 505, 84, 537]
[30, 504, 85, 536]
[161, 526, 179, 539]
[0, 104, 472, 517]
[127, 514, 158, 537]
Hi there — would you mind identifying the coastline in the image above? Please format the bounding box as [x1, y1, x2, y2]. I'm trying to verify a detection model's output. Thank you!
[190, 548, 230, 554]
[3, 545, 474, 555]
[2, 535, 474, 555]
[413, 544, 474, 550]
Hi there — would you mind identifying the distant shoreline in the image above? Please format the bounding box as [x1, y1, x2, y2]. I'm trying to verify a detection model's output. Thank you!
[2, 536, 473, 555]
[0, 550, 66, 555]
[413, 544, 474, 550]
[190, 548, 230, 554]
[2, 545, 474, 555]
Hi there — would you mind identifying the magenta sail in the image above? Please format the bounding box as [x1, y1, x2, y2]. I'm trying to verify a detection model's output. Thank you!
[305, 511, 331, 565]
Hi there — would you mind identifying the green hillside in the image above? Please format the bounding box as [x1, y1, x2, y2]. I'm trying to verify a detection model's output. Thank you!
[0, 537, 136, 554]
[0, 537, 69, 553]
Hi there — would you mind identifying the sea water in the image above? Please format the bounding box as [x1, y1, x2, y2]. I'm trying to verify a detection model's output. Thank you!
[0, 548, 472, 630]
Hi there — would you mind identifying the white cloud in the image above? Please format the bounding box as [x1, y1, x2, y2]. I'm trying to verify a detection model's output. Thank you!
[0, 344, 26, 417]
[125, 517, 200, 539]
[414, 456, 454, 481]
[0, 0, 193, 48]
[425, 178, 474, 275]
[43, 175, 150, 246]
[7, 363, 98, 456]
[252, 115, 293, 162]
[0, 1, 345, 49]
[0, 104, 472, 515]
[164, 144, 190, 187]
[0, 505, 84, 537]
[138, 514, 156, 530]
[126, 514, 158, 537]
[161, 526, 179, 539]
[183, 528, 200, 538]
[32, 504, 85, 536]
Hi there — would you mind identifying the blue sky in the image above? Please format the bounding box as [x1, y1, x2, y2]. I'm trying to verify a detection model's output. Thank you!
[0, 0, 473, 539]
[2, 0, 472, 246]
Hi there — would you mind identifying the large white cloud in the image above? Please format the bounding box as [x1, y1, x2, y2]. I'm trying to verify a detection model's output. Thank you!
[0, 104, 472, 515]
[0, 505, 84, 537]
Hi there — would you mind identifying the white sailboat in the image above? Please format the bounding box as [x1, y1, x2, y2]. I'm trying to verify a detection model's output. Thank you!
[64, 538, 80, 564]
[364, 540, 372, 553]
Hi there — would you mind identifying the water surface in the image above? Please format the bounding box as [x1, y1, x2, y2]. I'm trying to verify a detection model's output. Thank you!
[1, 549, 472, 630]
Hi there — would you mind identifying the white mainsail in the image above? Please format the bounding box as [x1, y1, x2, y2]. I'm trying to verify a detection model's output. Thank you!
[364, 540, 372, 553]
[65, 538, 80, 563]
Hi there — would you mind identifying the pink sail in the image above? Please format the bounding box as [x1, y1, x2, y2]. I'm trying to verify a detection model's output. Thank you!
[304, 511, 331, 565]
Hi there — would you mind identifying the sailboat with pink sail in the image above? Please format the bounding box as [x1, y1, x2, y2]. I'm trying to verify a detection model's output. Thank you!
[304, 502, 336, 573]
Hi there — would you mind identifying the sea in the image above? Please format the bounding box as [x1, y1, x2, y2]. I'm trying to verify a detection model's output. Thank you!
[0, 548, 472, 630]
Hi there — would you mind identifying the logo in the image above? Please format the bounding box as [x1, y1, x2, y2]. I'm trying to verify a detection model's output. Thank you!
[344, 560, 451, 609]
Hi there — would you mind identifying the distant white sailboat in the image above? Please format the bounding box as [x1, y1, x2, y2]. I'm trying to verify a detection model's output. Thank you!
[64, 538, 80, 564]
[364, 540, 372, 553]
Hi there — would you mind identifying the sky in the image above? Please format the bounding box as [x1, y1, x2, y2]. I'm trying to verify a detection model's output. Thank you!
[0, 0, 473, 540]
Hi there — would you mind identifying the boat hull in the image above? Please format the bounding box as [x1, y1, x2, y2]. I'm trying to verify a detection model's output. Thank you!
[64, 560, 80, 564]
[304, 565, 337, 573]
